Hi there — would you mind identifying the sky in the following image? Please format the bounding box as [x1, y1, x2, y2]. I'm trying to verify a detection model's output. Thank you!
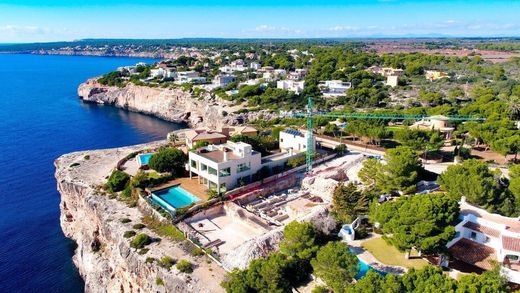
[1, 0, 520, 43]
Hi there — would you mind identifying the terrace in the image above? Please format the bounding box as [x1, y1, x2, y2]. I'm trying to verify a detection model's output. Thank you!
[184, 202, 272, 257]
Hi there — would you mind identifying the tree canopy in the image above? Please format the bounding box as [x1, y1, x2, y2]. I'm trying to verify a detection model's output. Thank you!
[331, 183, 369, 223]
[438, 159, 500, 207]
[359, 146, 423, 194]
[148, 147, 187, 175]
[310, 242, 359, 293]
[370, 193, 459, 254]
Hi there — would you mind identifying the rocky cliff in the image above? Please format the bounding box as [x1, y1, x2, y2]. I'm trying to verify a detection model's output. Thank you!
[78, 79, 274, 129]
[55, 142, 226, 293]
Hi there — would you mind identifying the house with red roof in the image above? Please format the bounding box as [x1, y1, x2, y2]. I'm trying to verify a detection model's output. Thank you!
[447, 197, 520, 284]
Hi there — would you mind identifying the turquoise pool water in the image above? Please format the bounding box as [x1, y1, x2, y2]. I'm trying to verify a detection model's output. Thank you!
[356, 256, 388, 279]
[137, 153, 153, 166]
[152, 186, 200, 210]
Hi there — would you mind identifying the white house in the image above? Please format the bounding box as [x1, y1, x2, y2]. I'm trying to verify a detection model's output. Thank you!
[319, 80, 352, 98]
[279, 129, 314, 154]
[175, 71, 206, 84]
[287, 69, 308, 81]
[447, 198, 520, 284]
[250, 62, 261, 70]
[212, 74, 236, 88]
[219, 59, 247, 74]
[188, 141, 262, 193]
[277, 80, 305, 94]
[150, 68, 164, 78]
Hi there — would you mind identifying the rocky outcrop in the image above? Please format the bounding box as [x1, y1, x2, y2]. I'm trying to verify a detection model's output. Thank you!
[78, 79, 276, 129]
[55, 142, 226, 293]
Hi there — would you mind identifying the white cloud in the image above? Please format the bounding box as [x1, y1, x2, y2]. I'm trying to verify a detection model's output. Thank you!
[329, 25, 359, 32]
[0, 25, 48, 35]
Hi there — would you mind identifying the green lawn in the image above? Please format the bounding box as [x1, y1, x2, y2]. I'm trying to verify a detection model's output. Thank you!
[361, 237, 429, 269]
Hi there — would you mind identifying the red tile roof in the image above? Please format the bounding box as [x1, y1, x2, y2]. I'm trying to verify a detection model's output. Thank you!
[463, 221, 501, 238]
[448, 238, 496, 270]
[503, 236, 520, 253]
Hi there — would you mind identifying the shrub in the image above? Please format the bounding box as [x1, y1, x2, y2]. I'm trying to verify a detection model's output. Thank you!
[84, 155, 90, 160]
[159, 256, 175, 270]
[138, 248, 149, 255]
[120, 218, 131, 223]
[155, 277, 164, 286]
[132, 223, 146, 230]
[287, 155, 306, 168]
[176, 260, 193, 273]
[107, 170, 130, 192]
[145, 257, 156, 264]
[148, 147, 187, 175]
[70, 162, 80, 168]
[142, 214, 185, 241]
[190, 246, 205, 257]
[130, 233, 151, 249]
[120, 185, 132, 199]
[334, 144, 348, 155]
[123, 231, 136, 238]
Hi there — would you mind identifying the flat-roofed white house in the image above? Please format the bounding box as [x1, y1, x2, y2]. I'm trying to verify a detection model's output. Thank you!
[279, 129, 314, 154]
[175, 71, 206, 84]
[188, 142, 262, 193]
[277, 80, 305, 94]
[212, 74, 236, 88]
[318, 80, 352, 98]
[447, 197, 520, 284]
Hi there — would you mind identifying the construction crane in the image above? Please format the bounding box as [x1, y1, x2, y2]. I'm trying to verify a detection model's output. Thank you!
[294, 97, 486, 172]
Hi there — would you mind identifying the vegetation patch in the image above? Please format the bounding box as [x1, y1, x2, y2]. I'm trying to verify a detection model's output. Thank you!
[142, 214, 185, 241]
[123, 230, 136, 238]
[158, 256, 176, 270]
[130, 233, 151, 249]
[176, 260, 193, 274]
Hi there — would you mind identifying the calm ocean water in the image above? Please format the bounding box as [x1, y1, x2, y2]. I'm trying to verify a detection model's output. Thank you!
[0, 54, 184, 292]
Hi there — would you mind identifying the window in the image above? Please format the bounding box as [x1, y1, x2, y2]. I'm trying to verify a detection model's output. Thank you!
[470, 231, 477, 240]
[208, 167, 217, 176]
[190, 160, 197, 168]
[237, 162, 251, 173]
[219, 167, 231, 177]
[201, 163, 207, 171]
[506, 255, 519, 262]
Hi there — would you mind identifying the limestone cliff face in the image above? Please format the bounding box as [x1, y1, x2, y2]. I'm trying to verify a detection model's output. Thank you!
[78, 79, 274, 129]
[55, 142, 225, 293]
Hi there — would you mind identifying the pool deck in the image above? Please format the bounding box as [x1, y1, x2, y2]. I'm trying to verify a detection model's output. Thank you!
[152, 177, 209, 201]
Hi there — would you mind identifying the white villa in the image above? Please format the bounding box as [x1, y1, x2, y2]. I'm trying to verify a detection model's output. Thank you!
[212, 74, 236, 88]
[410, 115, 455, 139]
[318, 80, 352, 98]
[277, 80, 305, 94]
[175, 71, 206, 84]
[188, 142, 262, 193]
[447, 198, 520, 284]
[219, 59, 247, 73]
[367, 66, 404, 88]
[279, 129, 314, 154]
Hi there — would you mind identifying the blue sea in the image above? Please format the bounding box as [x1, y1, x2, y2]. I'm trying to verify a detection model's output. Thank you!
[0, 54, 185, 292]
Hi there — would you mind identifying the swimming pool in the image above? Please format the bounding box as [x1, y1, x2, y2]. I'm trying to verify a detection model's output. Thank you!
[356, 256, 388, 279]
[137, 153, 153, 166]
[151, 185, 200, 212]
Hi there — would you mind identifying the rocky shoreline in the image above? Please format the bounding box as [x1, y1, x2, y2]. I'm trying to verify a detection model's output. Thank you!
[55, 141, 226, 293]
[77, 79, 276, 129]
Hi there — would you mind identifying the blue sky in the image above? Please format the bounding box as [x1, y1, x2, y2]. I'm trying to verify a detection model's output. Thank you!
[1, 0, 519, 42]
